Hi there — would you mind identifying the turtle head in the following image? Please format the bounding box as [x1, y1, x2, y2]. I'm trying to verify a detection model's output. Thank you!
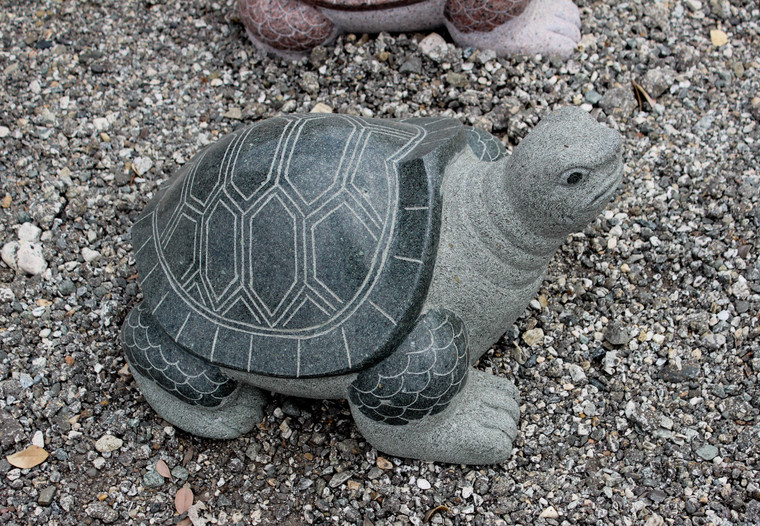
[504, 107, 623, 240]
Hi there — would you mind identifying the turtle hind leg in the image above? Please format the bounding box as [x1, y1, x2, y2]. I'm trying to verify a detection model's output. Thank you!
[121, 302, 266, 439]
[444, 0, 580, 59]
[348, 308, 519, 464]
[237, 0, 337, 58]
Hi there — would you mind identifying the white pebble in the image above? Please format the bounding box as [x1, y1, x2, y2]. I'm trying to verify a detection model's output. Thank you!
[132, 156, 154, 176]
[310, 102, 334, 114]
[30, 80, 41, 94]
[17, 222, 42, 243]
[0, 126, 10, 138]
[1, 241, 48, 275]
[19, 372, 34, 389]
[418, 33, 448, 59]
[93, 117, 110, 131]
[95, 434, 123, 453]
[540, 506, 559, 519]
[82, 247, 101, 263]
[685, 0, 702, 12]
[416, 478, 431, 490]
[32, 430, 45, 447]
[0, 287, 15, 303]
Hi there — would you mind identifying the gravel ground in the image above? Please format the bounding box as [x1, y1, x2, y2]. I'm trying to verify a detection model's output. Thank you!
[1, 0, 759, 524]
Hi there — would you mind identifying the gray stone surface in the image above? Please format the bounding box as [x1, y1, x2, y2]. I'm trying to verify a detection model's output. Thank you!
[123, 106, 622, 464]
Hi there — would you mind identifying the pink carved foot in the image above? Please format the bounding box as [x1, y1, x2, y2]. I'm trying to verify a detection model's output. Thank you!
[445, 0, 581, 58]
[237, 0, 337, 58]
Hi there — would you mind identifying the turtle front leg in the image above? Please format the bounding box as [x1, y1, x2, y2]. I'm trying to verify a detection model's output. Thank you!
[121, 302, 266, 439]
[444, 0, 581, 59]
[348, 308, 519, 464]
[237, 0, 337, 58]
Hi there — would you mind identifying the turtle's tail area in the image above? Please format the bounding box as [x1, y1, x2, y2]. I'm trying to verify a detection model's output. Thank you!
[121, 302, 266, 439]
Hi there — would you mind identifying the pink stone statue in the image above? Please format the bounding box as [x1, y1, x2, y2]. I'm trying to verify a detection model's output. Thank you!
[238, 0, 581, 59]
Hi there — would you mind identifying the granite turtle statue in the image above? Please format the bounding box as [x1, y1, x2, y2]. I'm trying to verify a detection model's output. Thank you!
[237, 0, 581, 59]
[121, 107, 623, 464]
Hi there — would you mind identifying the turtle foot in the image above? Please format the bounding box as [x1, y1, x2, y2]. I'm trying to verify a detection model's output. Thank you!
[238, 0, 337, 58]
[122, 302, 266, 439]
[447, 0, 581, 59]
[131, 366, 266, 439]
[351, 369, 519, 464]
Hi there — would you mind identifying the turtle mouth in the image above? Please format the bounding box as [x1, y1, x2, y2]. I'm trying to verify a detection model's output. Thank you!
[588, 163, 623, 209]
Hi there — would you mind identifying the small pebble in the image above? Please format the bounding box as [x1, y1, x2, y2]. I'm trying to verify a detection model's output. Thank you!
[310, 102, 333, 113]
[143, 469, 165, 488]
[418, 33, 447, 59]
[17, 222, 41, 242]
[82, 247, 101, 263]
[132, 157, 153, 176]
[86, 502, 119, 523]
[522, 328, 544, 347]
[38, 486, 56, 507]
[1, 241, 47, 275]
[92, 117, 109, 131]
[32, 430, 44, 447]
[95, 434, 123, 453]
[696, 444, 719, 461]
[540, 506, 559, 519]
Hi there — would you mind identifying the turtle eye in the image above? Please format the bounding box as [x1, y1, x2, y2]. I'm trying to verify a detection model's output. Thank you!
[567, 172, 583, 185]
[562, 168, 588, 187]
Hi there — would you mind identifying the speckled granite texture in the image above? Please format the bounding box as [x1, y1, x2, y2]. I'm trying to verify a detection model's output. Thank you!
[120, 107, 622, 464]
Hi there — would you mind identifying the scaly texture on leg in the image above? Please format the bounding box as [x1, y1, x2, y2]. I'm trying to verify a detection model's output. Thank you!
[348, 308, 520, 464]
[352, 369, 520, 464]
[122, 303, 266, 439]
[238, 0, 336, 54]
[122, 303, 237, 407]
[444, 0, 530, 33]
[348, 308, 469, 425]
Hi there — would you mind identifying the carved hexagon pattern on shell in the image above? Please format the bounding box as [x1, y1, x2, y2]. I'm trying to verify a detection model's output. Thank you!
[131, 114, 454, 378]
[154, 116, 404, 331]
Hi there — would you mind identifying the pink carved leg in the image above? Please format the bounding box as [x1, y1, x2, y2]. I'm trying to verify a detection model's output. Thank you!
[238, 0, 336, 56]
[443, 0, 581, 58]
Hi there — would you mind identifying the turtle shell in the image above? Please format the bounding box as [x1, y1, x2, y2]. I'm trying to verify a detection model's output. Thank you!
[131, 114, 466, 378]
[304, 0, 427, 11]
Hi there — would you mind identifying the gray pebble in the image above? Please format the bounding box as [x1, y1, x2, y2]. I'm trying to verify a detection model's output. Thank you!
[399, 56, 422, 74]
[604, 321, 631, 346]
[142, 469, 165, 488]
[696, 444, 719, 461]
[171, 465, 190, 481]
[37, 486, 56, 507]
[329, 471, 353, 488]
[58, 279, 76, 296]
[86, 501, 119, 523]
